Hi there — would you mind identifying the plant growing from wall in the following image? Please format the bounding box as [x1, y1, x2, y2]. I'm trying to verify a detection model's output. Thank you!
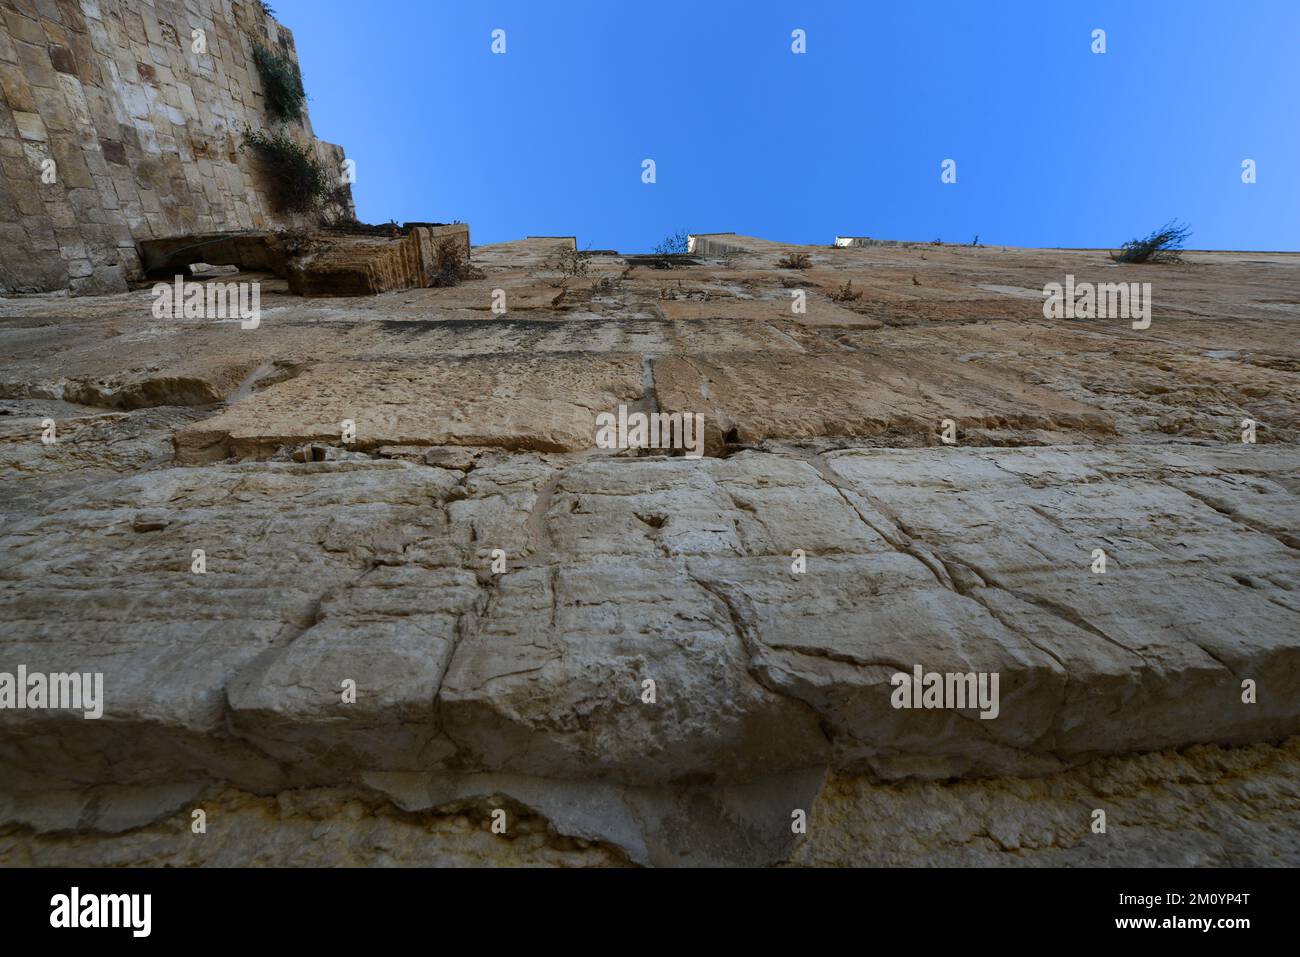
[252, 41, 305, 122]
[240, 126, 330, 213]
[1112, 221, 1192, 264]
[829, 279, 863, 302]
[430, 236, 484, 287]
[541, 246, 591, 289]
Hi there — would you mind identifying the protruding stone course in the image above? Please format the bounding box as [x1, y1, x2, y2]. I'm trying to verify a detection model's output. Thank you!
[1, 446, 1296, 784]
[171, 353, 645, 462]
[289, 224, 471, 296]
[653, 353, 1114, 455]
[136, 223, 471, 297]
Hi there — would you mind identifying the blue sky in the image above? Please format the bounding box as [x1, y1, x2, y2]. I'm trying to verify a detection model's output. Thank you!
[275, 0, 1298, 252]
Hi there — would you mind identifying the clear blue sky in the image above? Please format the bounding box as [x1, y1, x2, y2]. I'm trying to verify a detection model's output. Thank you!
[275, 0, 1298, 252]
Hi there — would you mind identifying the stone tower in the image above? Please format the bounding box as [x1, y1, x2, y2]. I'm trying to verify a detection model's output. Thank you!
[0, 0, 350, 295]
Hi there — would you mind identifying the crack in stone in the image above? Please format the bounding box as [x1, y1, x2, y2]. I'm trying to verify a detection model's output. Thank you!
[685, 563, 834, 748]
[1175, 483, 1300, 552]
[799, 450, 955, 590]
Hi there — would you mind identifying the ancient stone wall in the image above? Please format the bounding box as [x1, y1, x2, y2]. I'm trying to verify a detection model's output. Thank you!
[0, 0, 348, 295]
[1, 229, 1298, 866]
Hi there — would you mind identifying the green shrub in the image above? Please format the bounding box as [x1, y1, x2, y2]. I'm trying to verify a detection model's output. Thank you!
[252, 42, 305, 122]
[241, 127, 330, 213]
[777, 252, 812, 269]
[829, 279, 862, 302]
[1113, 220, 1192, 264]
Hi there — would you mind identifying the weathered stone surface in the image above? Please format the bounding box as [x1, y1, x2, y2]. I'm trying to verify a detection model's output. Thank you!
[228, 565, 481, 773]
[3, 741, 1293, 868]
[2, 234, 1298, 866]
[657, 297, 884, 329]
[729, 445, 1300, 778]
[653, 353, 1115, 453]
[172, 355, 646, 461]
[0, 460, 461, 786]
[437, 558, 831, 786]
[790, 738, 1300, 867]
[2, 446, 1296, 796]
[0, 786, 633, 867]
[364, 767, 826, 867]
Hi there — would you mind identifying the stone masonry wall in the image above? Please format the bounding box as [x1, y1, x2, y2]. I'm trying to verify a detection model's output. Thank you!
[0, 0, 349, 295]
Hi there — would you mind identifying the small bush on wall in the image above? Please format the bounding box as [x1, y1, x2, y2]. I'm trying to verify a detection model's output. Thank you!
[1112, 221, 1193, 264]
[252, 42, 306, 122]
[430, 236, 485, 287]
[240, 127, 330, 213]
